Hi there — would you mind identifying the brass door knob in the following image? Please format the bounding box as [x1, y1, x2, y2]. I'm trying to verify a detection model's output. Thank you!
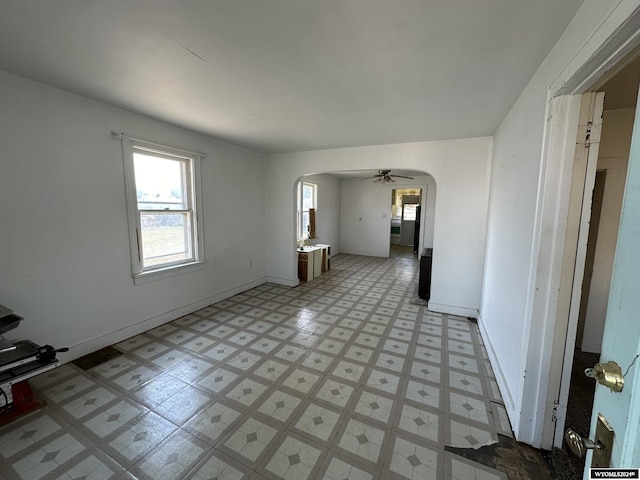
[565, 415, 614, 468]
[584, 361, 624, 392]
[565, 428, 604, 458]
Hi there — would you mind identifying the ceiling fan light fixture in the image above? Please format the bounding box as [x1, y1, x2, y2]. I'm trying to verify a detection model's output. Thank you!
[375, 175, 394, 183]
[357, 169, 413, 183]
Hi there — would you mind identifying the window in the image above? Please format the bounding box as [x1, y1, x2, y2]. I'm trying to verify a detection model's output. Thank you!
[402, 204, 418, 221]
[297, 181, 317, 240]
[117, 134, 204, 282]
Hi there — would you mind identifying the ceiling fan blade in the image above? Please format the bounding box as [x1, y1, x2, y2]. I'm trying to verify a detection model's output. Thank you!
[357, 175, 381, 181]
[389, 175, 414, 179]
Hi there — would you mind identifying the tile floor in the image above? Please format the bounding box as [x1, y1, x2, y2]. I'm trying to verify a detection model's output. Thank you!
[0, 250, 512, 480]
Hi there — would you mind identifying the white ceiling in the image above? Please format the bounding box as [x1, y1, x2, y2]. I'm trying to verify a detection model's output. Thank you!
[0, 1, 584, 154]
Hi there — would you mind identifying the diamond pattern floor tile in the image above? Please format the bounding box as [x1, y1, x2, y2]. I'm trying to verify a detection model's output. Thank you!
[222, 417, 278, 465]
[294, 403, 341, 442]
[264, 435, 323, 480]
[338, 419, 385, 464]
[2, 250, 517, 480]
[322, 456, 373, 480]
[183, 401, 243, 446]
[132, 430, 207, 480]
[187, 449, 251, 480]
[389, 435, 440, 480]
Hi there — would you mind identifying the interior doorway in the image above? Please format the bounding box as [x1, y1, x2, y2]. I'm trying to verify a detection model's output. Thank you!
[390, 188, 422, 252]
[556, 55, 638, 477]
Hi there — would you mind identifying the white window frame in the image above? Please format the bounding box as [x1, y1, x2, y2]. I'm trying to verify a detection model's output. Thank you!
[297, 181, 317, 240]
[117, 133, 205, 284]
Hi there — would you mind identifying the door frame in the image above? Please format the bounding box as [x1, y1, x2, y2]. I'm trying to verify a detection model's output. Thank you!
[400, 193, 421, 247]
[538, 6, 640, 449]
[541, 92, 604, 449]
[386, 185, 428, 256]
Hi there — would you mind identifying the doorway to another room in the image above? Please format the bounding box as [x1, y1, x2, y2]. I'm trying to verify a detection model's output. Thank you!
[390, 188, 422, 254]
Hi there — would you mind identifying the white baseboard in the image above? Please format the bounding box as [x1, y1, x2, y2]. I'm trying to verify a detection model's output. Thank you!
[265, 276, 299, 287]
[340, 249, 386, 258]
[477, 311, 516, 419]
[60, 277, 268, 363]
[427, 302, 478, 319]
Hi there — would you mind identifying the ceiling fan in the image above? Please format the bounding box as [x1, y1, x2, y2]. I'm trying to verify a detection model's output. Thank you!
[357, 169, 414, 183]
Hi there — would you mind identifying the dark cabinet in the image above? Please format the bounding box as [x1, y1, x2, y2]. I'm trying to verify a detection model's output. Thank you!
[418, 248, 433, 300]
[298, 253, 308, 281]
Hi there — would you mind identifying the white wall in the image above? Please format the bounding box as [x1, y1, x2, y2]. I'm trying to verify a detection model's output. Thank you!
[0, 71, 266, 361]
[480, 1, 640, 446]
[581, 108, 634, 353]
[340, 179, 390, 257]
[301, 173, 342, 253]
[266, 138, 492, 317]
[339, 175, 436, 257]
[422, 178, 437, 250]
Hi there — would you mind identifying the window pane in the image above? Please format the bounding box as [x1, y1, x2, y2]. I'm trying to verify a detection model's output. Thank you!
[302, 184, 314, 210]
[134, 152, 186, 210]
[301, 211, 310, 238]
[140, 213, 193, 268]
[403, 204, 417, 221]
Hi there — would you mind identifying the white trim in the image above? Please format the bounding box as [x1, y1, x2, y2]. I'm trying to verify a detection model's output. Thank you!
[418, 185, 428, 256]
[132, 144, 199, 271]
[265, 276, 299, 287]
[55, 277, 268, 363]
[427, 302, 477, 319]
[551, 93, 604, 448]
[339, 249, 387, 258]
[551, 2, 640, 97]
[133, 260, 205, 285]
[478, 311, 515, 415]
[192, 147, 206, 274]
[111, 131, 207, 158]
[297, 180, 318, 241]
[522, 93, 582, 449]
[120, 137, 142, 275]
[117, 133, 206, 279]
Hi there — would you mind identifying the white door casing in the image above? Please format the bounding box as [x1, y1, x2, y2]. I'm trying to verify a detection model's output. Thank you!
[545, 92, 605, 449]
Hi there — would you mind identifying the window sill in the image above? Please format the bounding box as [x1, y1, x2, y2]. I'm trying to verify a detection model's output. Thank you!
[133, 261, 205, 285]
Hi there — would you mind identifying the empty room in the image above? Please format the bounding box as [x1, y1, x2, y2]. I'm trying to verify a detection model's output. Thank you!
[1, 2, 640, 479]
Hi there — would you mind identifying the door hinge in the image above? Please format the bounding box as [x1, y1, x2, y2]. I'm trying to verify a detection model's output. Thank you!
[583, 122, 592, 147]
[552, 400, 559, 423]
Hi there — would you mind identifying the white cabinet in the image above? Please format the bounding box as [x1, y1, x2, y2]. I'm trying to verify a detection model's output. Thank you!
[298, 244, 330, 281]
[315, 244, 331, 272]
[313, 249, 322, 277]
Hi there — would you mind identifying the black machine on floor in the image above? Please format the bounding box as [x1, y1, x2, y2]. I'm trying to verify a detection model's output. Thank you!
[418, 248, 433, 300]
[0, 304, 68, 420]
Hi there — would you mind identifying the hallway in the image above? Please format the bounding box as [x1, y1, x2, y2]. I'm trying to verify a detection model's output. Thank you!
[0, 251, 543, 479]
